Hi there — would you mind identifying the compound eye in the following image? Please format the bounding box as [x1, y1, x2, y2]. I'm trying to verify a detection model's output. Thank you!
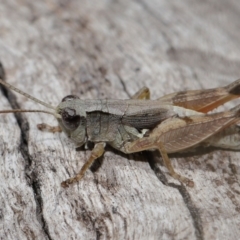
[61, 95, 79, 102]
[61, 107, 81, 130]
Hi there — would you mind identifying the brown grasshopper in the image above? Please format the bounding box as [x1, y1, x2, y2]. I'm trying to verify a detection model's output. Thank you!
[0, 78, 240, 188]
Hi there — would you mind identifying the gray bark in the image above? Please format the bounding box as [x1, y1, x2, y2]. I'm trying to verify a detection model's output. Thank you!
[0, 1, 240, 239]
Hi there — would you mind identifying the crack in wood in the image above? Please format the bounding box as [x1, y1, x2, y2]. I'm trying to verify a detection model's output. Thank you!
[147, 151, 204, 240]
[0, 62, 52, 240]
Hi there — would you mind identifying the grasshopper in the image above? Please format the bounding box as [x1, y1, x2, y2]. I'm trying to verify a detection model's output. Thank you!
[0, 78, 240, 188]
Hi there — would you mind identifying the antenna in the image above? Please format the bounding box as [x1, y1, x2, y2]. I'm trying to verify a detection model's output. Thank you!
[0, 79, 61, 118]
[0, 79, 56, 110]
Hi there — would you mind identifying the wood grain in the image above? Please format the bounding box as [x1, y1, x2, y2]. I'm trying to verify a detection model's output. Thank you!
[0, 1, 240, 239]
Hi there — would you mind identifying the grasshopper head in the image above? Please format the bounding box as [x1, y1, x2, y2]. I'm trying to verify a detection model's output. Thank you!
[57, 95, 86, 146]
[58, 95, 81, 131]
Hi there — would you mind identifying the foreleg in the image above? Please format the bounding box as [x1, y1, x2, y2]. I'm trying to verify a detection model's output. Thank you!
[61, 142, 106, 188]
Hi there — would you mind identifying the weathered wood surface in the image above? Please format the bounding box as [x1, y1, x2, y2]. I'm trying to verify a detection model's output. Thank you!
[0, 1, 240, 239]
